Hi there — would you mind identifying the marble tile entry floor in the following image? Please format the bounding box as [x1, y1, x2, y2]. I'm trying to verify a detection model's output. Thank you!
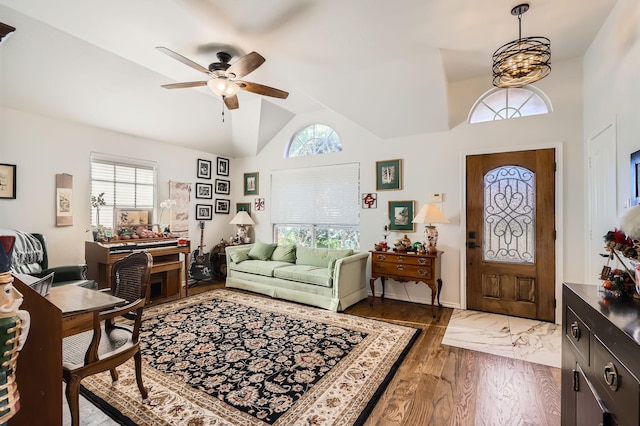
[441, 309, 562, 368]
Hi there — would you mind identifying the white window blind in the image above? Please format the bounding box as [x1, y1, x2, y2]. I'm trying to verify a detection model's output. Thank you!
[271, 163, 360, 225]
[90, 153, 156, 228]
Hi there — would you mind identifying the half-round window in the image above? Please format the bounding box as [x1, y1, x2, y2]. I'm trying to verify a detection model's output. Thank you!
[468, 86, 552, 124]
[286, 124, 342, 157]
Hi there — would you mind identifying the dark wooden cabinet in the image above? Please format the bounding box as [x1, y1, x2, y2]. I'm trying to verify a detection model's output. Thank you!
[369, 250, 442, 311]
[562, 283, 640, 426]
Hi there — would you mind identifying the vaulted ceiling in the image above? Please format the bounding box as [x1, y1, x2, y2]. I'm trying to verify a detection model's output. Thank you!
[0, 0, 616, 157]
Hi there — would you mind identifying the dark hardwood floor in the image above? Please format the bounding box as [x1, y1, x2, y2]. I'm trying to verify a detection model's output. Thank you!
[185, 280, 562, 426]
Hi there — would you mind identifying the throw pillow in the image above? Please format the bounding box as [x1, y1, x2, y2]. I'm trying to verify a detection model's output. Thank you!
[271, 245, 296, 263]
[248, 241, 277, 261]
[229, 249, 249, 264]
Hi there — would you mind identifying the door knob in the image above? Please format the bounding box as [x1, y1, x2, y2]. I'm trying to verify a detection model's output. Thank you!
[467, 241, 481, 249]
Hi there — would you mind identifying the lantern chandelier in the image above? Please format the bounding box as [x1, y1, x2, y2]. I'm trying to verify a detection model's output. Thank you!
[492, 3, 551, 88]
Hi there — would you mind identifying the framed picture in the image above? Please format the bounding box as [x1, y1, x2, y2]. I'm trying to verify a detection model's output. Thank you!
[114, 208, 154, 226]
[197, 159, 212, 180]
[217, 157, 230, 176]
[55, 173, 73, 226]
[255, 198, 265, 211]
[215, 199, 230, 214]
[388, 200, 415, 232]
[215, 179, 230, 195]
[195, 182, 213, 199]
[244, 172, 259, 196]
[195, 204, 213, 220]
[376, 159, 403, 190]
[0, 163, 16, 199]
[362, 192, 377, 209]
[237, 202, 251, 213]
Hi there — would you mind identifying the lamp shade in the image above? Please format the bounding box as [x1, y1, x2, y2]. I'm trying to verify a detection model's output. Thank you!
[229, 211, 255, 226]
[412, 204, 450, 225]
[207, 78, 240, 97]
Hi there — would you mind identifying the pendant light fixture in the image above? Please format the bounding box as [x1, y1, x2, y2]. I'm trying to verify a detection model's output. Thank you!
[492, 3, 551, 88]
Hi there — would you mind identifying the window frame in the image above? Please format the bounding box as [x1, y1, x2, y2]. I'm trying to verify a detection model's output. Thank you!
[90, 153, 157, 229]
[285, 123, 343, 158]
[468, 85, 552, 124]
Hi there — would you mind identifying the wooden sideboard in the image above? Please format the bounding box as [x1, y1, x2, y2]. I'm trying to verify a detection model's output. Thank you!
[562, 282, 640, 425]
[369, 250, 443, 314]
[85, 239, 190, 303]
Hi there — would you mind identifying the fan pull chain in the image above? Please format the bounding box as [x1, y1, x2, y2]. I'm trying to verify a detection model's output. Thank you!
[221, 102, 225, 122]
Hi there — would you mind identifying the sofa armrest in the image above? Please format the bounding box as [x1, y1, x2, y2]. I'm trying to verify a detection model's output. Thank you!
[332, 252, 368, 297]
[37, 264, 88, 283]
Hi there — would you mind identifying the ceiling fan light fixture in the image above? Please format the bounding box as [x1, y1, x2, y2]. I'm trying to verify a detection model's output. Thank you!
[492, 3, 551, 88]
[207, 78, 240, 97]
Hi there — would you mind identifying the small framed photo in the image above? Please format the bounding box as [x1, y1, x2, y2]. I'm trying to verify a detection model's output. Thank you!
[237, 202, 251, 213]
[0, 163, 16, 199]
[215, 179, 230, 195]
[217, 157, 230, 176]
[215, 199, 230, 214]
[388, 200, 415, 232]
[255, 198, 265, 211]
[244, 172, 259, 196]
[195, 182, 213, 199]
[197, 159, 212, 180]
[376, 159, 402, 190]
[195, 204, 213, 220]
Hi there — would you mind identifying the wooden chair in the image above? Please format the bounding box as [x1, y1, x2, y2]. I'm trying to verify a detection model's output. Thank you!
[62, 251, 152, 426]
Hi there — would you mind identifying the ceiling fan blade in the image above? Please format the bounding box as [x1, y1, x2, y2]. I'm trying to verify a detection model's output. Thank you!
[156, 46, 210, 75]
[226, 52, 265, 79]
[161, 81, 208, 89]
[224, 94, 239, 110]
[236, 81, 289, 99]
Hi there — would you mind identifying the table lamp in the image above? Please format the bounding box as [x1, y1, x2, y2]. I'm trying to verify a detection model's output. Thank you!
[229, 211, 255, 243]
[412, 204, 449, 254]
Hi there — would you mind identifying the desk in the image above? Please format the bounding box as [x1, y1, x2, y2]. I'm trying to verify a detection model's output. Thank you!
[10, 275, 126, 426]
[369, 250, 443, 315]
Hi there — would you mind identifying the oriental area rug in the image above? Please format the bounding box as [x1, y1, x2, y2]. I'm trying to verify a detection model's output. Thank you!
[80, 289, 420, 425]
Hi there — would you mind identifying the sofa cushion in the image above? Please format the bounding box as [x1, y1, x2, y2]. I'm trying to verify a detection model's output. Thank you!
[296, 247, 354, 268]
[271, 245, 296, 263]
[248, 241, 277, 261]
[229, 260, 292, 277]
[273, 265, 332, 287]
[228, 249, 250, 264]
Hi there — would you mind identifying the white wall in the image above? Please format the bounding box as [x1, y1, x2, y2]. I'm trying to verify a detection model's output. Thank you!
[0, 106, 235, 268]
[233, 57, 585, 316]
[585, 0, 640, 216]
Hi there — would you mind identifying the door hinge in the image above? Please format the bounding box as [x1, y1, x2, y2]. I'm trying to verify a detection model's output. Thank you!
[554, 162, 557, 172]
[573, 369, 579, 391]
[553, 230, 556, 240]
[554, 299, 556, 308]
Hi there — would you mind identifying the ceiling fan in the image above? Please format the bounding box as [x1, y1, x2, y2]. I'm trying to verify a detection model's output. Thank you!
[156, 46, 289, 110]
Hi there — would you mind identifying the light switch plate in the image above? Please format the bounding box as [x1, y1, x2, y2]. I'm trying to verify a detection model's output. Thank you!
[430, 193, 443, 203]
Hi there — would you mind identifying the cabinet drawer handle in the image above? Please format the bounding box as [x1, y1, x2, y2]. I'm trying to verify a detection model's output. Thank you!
[418, 258, 427, 265]
[418, 269, 427, 276]
[397, 256, 405, 262]
[376, 255, 386, 261]
[396, 265, 405, 271]
[570, 322, 581, 340]
[603, 362, 618, 391]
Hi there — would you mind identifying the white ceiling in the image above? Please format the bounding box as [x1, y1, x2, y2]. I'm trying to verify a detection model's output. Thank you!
[0, 0, 616, 157]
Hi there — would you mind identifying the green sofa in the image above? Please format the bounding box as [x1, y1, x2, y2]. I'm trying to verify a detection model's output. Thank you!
[225, 242, 368, 312]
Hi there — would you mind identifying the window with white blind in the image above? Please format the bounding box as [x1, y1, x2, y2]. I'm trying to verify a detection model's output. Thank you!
[271, 163, 360, 249]
[90, 153, 156, 229]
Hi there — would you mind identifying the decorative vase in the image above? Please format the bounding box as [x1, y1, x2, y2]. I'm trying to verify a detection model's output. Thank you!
[425, 225, 438, 254]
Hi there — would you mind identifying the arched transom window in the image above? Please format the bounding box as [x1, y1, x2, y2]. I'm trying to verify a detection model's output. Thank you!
[286, 124, 342, 157]
[468, 86, 552, 124]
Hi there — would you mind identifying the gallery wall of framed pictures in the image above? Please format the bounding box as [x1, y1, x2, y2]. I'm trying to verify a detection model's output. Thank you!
[195, 157, 231, 218]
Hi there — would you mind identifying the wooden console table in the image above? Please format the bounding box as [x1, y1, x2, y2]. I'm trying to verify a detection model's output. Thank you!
[369, 250, 443, 313]
[85, 239, 190, 303]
